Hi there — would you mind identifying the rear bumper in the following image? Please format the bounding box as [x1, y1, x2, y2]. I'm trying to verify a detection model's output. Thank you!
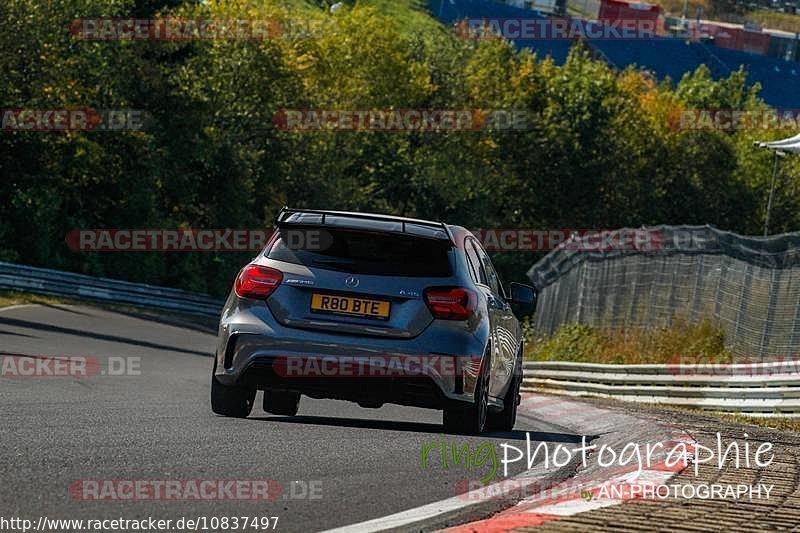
[214, 299, 487, 409]
[236, 360, 461, 409]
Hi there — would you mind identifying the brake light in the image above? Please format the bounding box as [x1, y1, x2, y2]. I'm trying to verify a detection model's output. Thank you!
[234, 265, 283, 299]
[424, 287, 477, 320]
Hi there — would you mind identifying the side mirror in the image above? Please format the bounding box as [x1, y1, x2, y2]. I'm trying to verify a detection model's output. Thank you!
[508, 282, 537, 307]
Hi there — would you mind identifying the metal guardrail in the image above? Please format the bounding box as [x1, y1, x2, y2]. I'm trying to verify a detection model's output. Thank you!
[522, 361, 800, 417]
[0, 261, 222, 316]
[526, 225, 800, 357]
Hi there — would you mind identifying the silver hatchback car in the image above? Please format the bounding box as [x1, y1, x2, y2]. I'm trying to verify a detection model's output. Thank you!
[211, 208, 536, 433]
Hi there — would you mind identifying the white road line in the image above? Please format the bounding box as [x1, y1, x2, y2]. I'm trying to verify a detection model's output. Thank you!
[322, 494, 479, 532]
[0, 303, 37, 313]
[320, 474, 541, 533]
[524, 496, 620, 515]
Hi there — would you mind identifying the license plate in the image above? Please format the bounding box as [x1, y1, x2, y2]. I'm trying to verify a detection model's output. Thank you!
[310, 293, 390, 320]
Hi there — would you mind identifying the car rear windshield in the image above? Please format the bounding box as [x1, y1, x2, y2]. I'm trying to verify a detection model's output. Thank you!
[266, 227, 452, 277]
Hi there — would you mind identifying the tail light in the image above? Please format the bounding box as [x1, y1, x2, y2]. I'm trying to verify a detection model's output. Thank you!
[234, 265, 283, 299]
[424, 287, 477, 320]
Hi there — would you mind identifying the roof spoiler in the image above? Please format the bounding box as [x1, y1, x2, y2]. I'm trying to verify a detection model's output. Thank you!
[275, 207, 453, 243]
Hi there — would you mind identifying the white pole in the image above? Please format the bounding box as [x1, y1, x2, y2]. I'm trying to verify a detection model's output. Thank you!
[764, 150, 780, 237]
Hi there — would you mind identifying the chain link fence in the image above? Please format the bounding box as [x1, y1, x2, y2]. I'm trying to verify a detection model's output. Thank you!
[527, 225, 800, 356]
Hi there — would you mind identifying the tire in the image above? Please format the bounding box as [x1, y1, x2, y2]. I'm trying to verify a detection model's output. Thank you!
[263, 390, 300, 416]
[210, 360, 255, 418]
[443, 355, 490, 434]
[487, 354, 522, 432]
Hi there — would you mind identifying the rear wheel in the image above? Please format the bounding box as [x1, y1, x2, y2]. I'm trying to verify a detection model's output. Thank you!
[487, 355, 522, 432]
[443, 356, 489, 434]
[263, 390, 300, 416]
[210, 360, 255, 418]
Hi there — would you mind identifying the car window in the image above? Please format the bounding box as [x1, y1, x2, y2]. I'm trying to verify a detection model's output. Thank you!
[476, 242, 504, 297]
[464, 238, 487, 285]
[463, 241, 479, 283]
[267, 228, 452, 277]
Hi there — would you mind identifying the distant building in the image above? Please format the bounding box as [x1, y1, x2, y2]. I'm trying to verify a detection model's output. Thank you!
[503, 0, 564, 15]
[678, 19, 800, 61]
[598, 0, 662, 26]
[764, 28, 800, 61]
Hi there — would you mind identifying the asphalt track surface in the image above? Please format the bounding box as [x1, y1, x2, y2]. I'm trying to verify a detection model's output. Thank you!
[0, 304, 581, 532]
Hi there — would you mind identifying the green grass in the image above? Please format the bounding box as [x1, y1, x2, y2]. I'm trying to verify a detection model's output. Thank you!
[0, 291, 69, 309]
[748, 9, 800, 33]
[525, 318, 731, 364]
[647, 0, 712, 17]
[722, 413, 800, 433]
[275, 0, 444, 32]
[362, 0, 444, 30]
[617, 401, 800, 433]
[641, 402, 800, 433]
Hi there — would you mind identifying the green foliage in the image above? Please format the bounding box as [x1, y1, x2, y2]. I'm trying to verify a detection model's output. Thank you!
[526, 319, 731, 364]
[1, 0, 798, 297]
[527, 324, 606, 362]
